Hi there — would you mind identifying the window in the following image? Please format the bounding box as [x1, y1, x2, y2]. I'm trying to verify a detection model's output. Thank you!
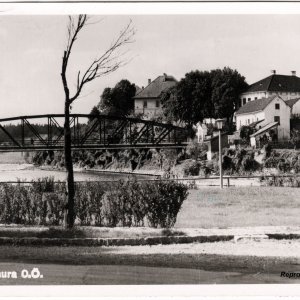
[275, 103, 280, 110]
[143, 100, 147, 108]
[274, 116, 280, 125]
[248, 98, 251, 102]
[248, 119, 250, 124]
[255, 97, 258, 100]
[155, 100, 160, 108]
[243, 98, 246, 105]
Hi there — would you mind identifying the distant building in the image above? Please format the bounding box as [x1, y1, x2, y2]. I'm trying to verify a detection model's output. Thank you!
[239, 70, 300, 107]
[235, 95, 291, 141]
[204, 133, 229, 161]
[286, 97, 300, 117]
[134, 73, 177, 118]
[196, 123, 208, 143]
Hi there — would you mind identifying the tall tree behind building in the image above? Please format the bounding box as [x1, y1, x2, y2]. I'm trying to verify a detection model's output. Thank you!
[98, 79, 136, 117]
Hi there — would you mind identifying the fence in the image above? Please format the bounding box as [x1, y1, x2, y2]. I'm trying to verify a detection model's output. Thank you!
[1, 174, 300, 188]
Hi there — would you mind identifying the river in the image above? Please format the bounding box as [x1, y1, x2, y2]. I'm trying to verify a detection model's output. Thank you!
[0, 163, 149, 182]
[0, 152, 151, 182]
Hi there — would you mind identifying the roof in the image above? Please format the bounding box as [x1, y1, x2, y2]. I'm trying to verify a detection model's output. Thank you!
[250, 122, 278, 138]
[236, 95, 277, 115]
[286, 97, 300, 108]
[204, 132, 227, 142]
[134, 74, 177, 99]
[134, 85, 142, 95]
[244, 74, 300, 93]
[248, 119, 265, 128]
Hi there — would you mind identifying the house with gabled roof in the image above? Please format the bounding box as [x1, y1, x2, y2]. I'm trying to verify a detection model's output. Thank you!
[134, 73, 177, 118]
[286, 97, 300, 118]
[235, 95, 291, 141]
[239, 71, 300, 107]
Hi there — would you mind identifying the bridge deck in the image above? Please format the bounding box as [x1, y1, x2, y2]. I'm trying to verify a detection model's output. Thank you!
[0, 114, 190, 151]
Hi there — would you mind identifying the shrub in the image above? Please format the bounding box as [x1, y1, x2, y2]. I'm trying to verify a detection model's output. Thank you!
[182, 159, 200, 176]
[144, 180, 189, 228]
[263, 143, 273, 159]
[222, 155, 234, 172]
[264, 176, 300, 187]
[240, 155, 261, 172]
[0, 178, 189, 228]
[240, 126, 255, 144]
[186, 141, 207, 160]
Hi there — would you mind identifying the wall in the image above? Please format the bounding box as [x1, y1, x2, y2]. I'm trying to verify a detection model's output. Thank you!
[239, 91, 267, 106]
[263, 97, 291, 140]
[196, 124, 207, 142]
[236, 97, 291, 140]
[291, 100, 300, 115]
[236, 111, 265, 130]
[239, 91, 300, 107]
[134, 98, 163, 118]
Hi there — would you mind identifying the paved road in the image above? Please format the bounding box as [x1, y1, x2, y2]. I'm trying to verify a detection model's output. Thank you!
[0, 262, 296, 285]
[0, 240, 300, 285]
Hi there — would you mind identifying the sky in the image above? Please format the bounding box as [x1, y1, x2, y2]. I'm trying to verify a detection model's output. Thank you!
[1, 14, 300, 119]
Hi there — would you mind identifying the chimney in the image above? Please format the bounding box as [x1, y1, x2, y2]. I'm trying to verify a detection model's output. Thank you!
[271, 70, 276, 75]
[148, 79, 151, 85]
[291, 71, 296, 76]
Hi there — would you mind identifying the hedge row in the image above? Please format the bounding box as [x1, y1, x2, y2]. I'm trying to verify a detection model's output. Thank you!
[0, 178, 188, 228]
[262, 176, 300, 187]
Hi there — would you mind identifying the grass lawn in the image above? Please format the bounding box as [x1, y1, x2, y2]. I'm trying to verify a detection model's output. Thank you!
[175, 186, 300, 228]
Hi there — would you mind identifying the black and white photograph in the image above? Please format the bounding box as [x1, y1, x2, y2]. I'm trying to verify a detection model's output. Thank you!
[0, 2, 300, 294]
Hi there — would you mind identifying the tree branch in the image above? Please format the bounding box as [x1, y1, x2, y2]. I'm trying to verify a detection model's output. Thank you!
[65, 17, 135, 104]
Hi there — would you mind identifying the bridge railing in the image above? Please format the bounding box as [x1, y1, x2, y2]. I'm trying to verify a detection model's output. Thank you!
[0, 114, 190, 151]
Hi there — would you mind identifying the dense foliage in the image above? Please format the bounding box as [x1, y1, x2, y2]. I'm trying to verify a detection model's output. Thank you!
[263, 176, 300, 187]
[0, 178, 189, 228]
[160, 67, 248, 125]
[240, 125, 255, 143]
[98, 79, 137, 116]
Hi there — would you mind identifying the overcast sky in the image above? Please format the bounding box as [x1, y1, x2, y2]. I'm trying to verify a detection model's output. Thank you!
[1, 14, 300, 119]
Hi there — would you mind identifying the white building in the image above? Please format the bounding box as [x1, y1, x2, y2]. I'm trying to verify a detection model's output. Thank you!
[134, 74, 177, 119]
[239, 71, 300, 107]
[235, 95, 291, 141]
[286, 97, 300, 117]
[196, 123, 208, 142]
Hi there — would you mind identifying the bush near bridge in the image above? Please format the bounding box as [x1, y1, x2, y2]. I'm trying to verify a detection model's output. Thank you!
[32, 148, 188, 173]
[31, 143, 300, 177]
[0, 177, 188, 228]
[205, 146, 300, 176]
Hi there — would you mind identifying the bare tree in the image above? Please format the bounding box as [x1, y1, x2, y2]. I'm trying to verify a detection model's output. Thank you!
[61, 15, 135, 228]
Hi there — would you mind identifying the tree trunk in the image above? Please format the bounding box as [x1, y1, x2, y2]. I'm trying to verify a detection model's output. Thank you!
[64, 101, 75, 228]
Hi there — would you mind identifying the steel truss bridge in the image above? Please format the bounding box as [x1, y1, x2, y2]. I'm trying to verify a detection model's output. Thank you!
[0, 114, 189, 151]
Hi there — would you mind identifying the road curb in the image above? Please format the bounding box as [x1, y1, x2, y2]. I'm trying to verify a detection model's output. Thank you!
[0, 235, 235, 247]
[0, 232, 299, 247]
[266, 233, 300, 240]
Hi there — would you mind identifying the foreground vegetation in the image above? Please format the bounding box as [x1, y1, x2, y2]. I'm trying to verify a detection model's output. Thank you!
[0, 178, 188, 228]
